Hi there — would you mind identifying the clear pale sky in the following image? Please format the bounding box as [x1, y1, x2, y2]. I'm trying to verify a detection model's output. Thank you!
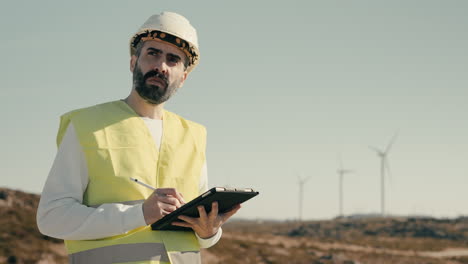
[1, 1, 467, 220]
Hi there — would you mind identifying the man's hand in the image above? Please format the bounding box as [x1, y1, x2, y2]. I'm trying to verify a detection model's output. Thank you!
[143, 188, 186, 225]
[171, 202, 241, 239]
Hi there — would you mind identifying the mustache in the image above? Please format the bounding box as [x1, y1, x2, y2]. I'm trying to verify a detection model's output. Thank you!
[143, 70, 168, 87]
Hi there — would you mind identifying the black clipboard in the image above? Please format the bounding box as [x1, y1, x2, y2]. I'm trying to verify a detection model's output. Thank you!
[151, 187, 259, 231]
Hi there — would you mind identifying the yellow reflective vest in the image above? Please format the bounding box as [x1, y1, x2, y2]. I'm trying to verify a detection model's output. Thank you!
[56, 100, 206, 264]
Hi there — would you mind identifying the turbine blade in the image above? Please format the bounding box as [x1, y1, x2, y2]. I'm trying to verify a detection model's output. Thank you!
[297, 172, 303, 184]
[385, 132, 399, 154]
[369, 145, 383, 155]
[297, 170, 305, 179]
[298, 172, 311, 184]
[339, 153, 344, 171]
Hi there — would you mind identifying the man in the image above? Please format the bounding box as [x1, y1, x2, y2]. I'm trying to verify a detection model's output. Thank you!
[37, 12, 240, 264]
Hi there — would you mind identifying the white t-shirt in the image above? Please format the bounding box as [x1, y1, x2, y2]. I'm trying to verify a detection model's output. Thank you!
[37, 117, 221, 248]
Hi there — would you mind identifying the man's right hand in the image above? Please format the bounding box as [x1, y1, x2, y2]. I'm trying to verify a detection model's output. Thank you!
[142, 188, 186, 225]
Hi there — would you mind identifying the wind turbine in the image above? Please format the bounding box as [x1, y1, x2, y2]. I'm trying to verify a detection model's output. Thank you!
[369, 133, 398, 216]
[337, 155, 354, 217]
[297, 174, 311, 221]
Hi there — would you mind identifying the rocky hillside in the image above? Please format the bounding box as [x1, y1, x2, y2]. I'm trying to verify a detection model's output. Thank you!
[207, 218, 468, 263]
[1, 187, 468, 264]
[0, 188, 67, 264]
[286, 217, 468, 242]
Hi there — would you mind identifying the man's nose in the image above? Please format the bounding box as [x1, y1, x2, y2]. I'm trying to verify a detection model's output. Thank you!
[152, 58, 169, 74]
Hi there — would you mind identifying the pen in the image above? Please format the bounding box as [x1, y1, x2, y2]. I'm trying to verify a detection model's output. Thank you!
[130, 177, 156, 191]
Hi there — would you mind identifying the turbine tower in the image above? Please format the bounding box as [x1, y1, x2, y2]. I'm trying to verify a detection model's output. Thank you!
[337, 155, 354, 217]
[297, 174, 311, 221]
[369, 133, 398, 216]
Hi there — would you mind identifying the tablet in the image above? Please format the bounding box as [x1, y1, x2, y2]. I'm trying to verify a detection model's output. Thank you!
[151, 187, 259, 231]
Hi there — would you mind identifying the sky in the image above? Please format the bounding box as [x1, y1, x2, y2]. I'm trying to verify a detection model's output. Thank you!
[1, 0, 467, 221]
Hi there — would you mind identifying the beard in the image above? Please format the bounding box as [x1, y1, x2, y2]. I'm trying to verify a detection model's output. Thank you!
[133, 63, 181, 105]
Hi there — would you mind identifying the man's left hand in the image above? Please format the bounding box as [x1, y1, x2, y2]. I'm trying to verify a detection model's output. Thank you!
[171, 202, 241, 239]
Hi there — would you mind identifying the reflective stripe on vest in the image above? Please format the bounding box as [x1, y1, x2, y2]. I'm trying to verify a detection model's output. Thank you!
[68, 244, 201, 264]
[69, 244, 202, 264]
[69, 243, 170, 263]
[57, 101, 206, 263]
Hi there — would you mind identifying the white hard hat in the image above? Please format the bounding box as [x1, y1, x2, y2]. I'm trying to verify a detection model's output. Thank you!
[130, 12, 200, 73]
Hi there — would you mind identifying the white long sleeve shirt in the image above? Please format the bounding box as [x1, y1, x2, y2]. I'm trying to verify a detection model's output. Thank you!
[37, 117, 221, 248]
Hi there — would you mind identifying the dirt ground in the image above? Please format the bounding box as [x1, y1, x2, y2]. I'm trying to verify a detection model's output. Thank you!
[203, 231, 468, 264]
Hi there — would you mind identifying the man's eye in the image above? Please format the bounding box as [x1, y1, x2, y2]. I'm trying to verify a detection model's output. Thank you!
[168, 56, 180, 63]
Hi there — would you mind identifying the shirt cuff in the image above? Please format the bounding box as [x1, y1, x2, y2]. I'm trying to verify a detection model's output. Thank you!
[122, 203, 147, 232]
[195, 228, 223, 248]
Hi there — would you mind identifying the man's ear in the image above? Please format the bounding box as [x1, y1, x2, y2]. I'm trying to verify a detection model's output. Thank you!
[178, 72, 188, 88]
[130, 55, 137, 72]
